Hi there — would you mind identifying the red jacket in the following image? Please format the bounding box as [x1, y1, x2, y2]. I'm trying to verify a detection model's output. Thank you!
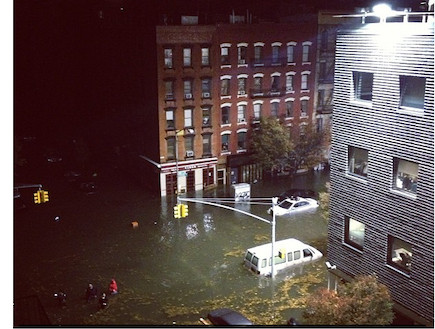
[109, 279, 118, 293]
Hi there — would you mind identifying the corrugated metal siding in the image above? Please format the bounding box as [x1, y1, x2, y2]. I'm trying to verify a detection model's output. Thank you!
[329, 23, 434, 324]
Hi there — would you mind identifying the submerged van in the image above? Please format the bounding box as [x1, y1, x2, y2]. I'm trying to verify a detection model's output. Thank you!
[243, 238, 323, 276]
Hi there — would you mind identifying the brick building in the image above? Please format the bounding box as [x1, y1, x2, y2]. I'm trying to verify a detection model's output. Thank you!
[156, 15, 318, 196]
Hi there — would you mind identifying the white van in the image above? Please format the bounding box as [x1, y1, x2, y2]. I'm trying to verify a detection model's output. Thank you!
[243, 238, 323, 276]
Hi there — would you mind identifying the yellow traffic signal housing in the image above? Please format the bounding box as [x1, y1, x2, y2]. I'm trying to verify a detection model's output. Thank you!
[181, 204, 189, 217]
[278, 249, 286, 259]
[173, 204, 181, 219]
[42, 190, 49, 202]
[33, 191, 41, 204]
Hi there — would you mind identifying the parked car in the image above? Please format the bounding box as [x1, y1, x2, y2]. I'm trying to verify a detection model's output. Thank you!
[268, 196, 319, 216]
[278, 189, 318, 202]
[207, 308, 253, 326]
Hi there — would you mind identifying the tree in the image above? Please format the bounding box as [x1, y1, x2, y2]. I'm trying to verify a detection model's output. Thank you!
[303, 274, 394, 325]
[249, 117, 293, 172]
[291, 122, 325, 172]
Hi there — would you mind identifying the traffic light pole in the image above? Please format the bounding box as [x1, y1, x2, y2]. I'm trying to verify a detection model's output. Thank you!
[179, 196, 277, 279]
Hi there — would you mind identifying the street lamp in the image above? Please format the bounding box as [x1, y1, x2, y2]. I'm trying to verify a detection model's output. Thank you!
[271, 197, 278, 279]
[175, 129, 184, 201]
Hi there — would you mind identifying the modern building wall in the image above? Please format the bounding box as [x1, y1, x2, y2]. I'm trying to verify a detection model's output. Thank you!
[328, 19, 434, 325]
[156, 17, 318, 195]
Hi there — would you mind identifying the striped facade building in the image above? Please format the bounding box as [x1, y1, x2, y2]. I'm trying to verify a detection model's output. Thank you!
[327, 15, 434, 325]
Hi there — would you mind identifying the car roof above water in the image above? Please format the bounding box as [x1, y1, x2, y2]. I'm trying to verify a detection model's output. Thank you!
[246, 238, 310, 258]
[207, 308, 253, 326]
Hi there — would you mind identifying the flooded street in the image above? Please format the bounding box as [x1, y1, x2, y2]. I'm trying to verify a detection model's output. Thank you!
[14, 168, 329, 326]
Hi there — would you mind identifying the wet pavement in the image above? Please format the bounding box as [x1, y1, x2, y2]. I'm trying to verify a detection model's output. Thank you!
[14, 166, 330, 326]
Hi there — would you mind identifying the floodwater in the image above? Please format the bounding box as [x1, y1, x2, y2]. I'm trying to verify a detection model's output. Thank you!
[14, 168, 329, 326]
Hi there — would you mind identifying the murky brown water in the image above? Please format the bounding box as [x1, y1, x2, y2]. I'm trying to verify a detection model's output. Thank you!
[14, 168, 329, 325]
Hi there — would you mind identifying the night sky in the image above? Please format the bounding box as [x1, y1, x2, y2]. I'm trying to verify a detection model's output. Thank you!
[13, 0, 423, 147]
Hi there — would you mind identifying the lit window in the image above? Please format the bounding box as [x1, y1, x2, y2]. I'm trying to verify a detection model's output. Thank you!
[348, 146, 368, 178]
[400, 76, 425, 109]
[221, 106, 230, 124]
[388, 236, 412, 273]
[393, 158, 418, 193]
[183, 47, 192, 67]
[165, 109, 175, 129]
[221, 78, 230, 96]
[353, 71, 373, 101]
[184, 108, 193, 127]
[201, 47, 210, 66]
[345, 216, 365, 250]
[164, 48, 173, 68]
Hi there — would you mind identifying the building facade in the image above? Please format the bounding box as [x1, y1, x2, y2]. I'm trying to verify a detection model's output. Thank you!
[156, 16, 318, 196]
[328, 15, 434, 325]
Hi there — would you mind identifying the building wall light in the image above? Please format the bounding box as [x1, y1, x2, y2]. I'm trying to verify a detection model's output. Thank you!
[373, 3, 393, 22]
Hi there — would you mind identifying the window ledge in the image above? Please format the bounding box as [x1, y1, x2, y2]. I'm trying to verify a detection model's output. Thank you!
[397, 106, 424, 117]
[220, 96, 231, 100]
[220, 151, 231, 156]
[220, 65, 231, 69]
[389, 189, 417, 200]
[237, 149, 247, 154]
[287, 62, 296, 66]
[220, 124, 231, 128]
[345, 173, 368, 183]
[386, 264, 411, 278]
[350, 100, 372, 108]
[343, 242, 364, 254]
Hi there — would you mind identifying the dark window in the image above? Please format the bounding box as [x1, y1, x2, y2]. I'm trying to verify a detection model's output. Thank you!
[344, 216, 365, 250]
[221, 106, 230, 124]
[388, 236, 412, 273]
[400, 76, 425, 109]
[353, 71, 373, 101]
[202, 133, 212, 155]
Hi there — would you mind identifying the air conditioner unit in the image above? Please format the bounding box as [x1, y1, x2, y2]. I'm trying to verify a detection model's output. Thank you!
[186, 150, 194, 157]
[202, 92, 210, 98]
[239, 91, 246, 95]
[238, 118, 246, 123]
[185, 93, 193, 99]
[238, 59, 246, 64]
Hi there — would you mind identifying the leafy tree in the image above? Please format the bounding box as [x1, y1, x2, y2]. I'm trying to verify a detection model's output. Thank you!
[291, 122, 325, 172]
[303, 274, 394, 325]
[249, 117, 293, 172]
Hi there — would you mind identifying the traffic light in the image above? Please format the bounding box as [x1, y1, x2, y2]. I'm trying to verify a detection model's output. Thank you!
[173, 204, 181, 219]
[42, 190, 49, 203]
[181, 204, 189, 218]
[278, 249, 286, 259]
[33, 191, 41, 204]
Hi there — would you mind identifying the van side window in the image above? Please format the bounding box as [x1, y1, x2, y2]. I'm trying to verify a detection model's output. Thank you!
[261, 259, 267, 268]
[303, 248, 313, 257]
[287, 252, 293, 261]
[245, 251, 253, 262]
[252, 256, 259, 266]
[294, 250, 301, 260]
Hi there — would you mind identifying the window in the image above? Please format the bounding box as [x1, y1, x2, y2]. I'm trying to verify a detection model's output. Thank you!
[271, 102, 279, 117]
[287, 252, 293, 261]
[238, 45, 247, 64]
[183, 80, 193, 99]
[202, 106, 211, 126]
[164, 48, 173, 68]
[286, 74, 294, 92]
[165, 80, 174, 100]
[254, 44, 264, 65]
[221, 106, 230, 124]
[301, 72, 309, 90]
[238, 77, 247, 95]
[294, 250, 301, 260]
[320, 30, 328, 51]
[353, 71, 373, 101]
[201, 78, 211, 97]
[253, 77, 263, 94]
[302, 43, 311, 62]
[237, 104, 246, 123]
[201, 47, 210, 66]
[165, 109, 175, 129]
[221, 133, 230, 151]
[221, 78, 230, 96]
[253, 103, 262, 120]
[319, 62, 327, 81]
[183, 47, 192, 67]
[166, 137, 176, 159]
[272, 44, 281, 64]
[303, 249, 313, 258]
[388, 236, 412, 273]
[287, 43, 295, 63]
[348, 146, 368, 177]
[202, 133, 211, 155]
[318, 90, 325, 106]
[184, 135, 194, 153]
[400, 76, 425, 109]
[393, 158, 418, 193]
[271, 75, 280, 92]
[237, 131, 247, 150]
[344, 216, 365, 250]
[286, 100, 294, 117]
[184, 108, 193, 127]
[221, 45, 230, 65]
[301, 99, 308, 116]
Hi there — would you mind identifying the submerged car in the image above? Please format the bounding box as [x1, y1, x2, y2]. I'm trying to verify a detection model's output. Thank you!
[207, 308, 253, 326]
[278, 189, 318, 202]
[268, 196, 319, 216]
